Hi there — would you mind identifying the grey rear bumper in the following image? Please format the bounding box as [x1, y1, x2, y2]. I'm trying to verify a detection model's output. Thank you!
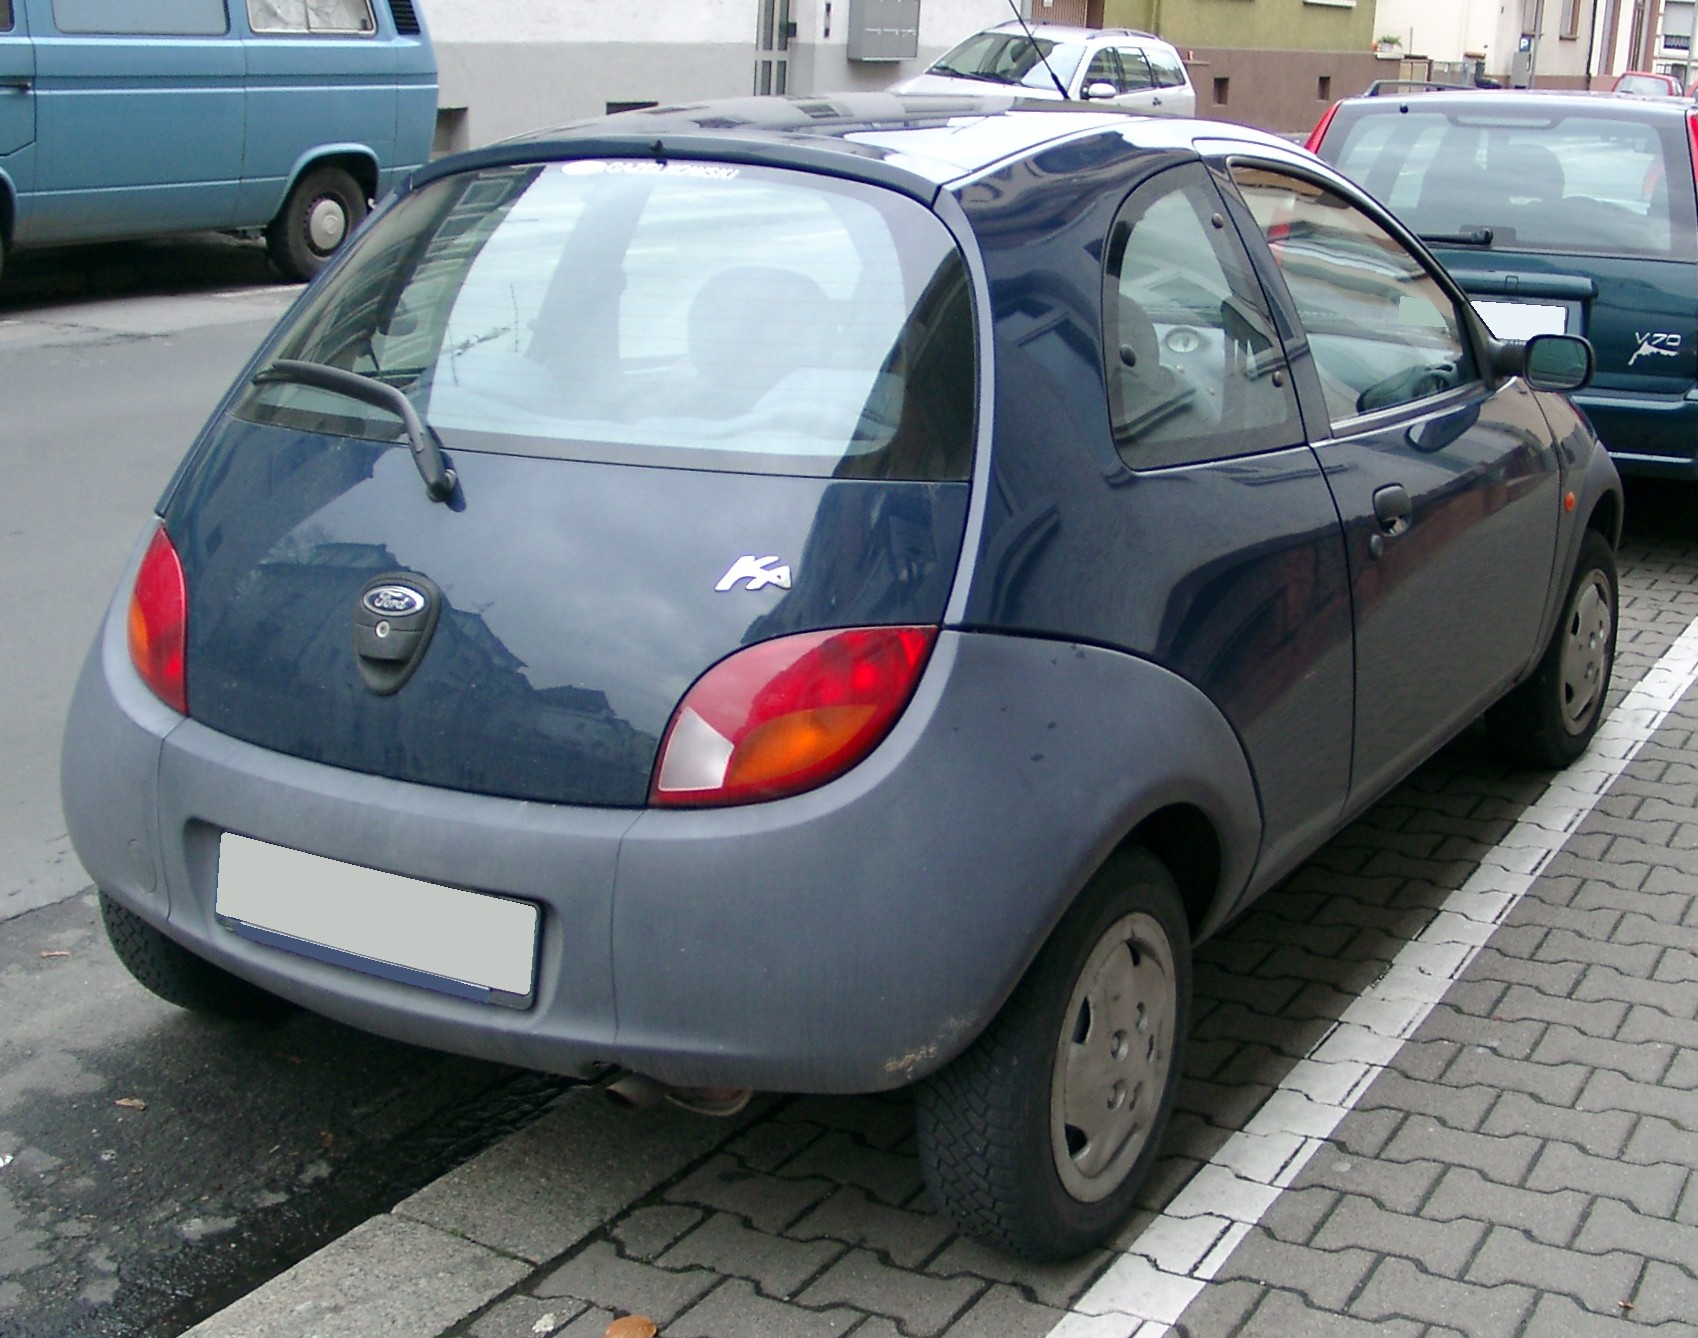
[64, 553, 1260, 1092]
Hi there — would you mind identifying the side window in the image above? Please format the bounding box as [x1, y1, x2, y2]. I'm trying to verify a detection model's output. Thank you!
[1104, 165, 1304, 470]
[54, 0, 228, 33]
[1147, 46, 1187, 89]
[0, 1, 12, 31]
[1082, 48, 1121, 91]
[1229, 165, 1477, 429]
[1115, 47, 1156, 92]
[248, 0, 374, 33]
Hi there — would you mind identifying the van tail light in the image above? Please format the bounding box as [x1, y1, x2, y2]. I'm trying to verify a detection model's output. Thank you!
[1686, 111, 1698, 195]
[1305, 102, 1342, 154]
[127, 526, 188, 715]
[650, 626, 936, 807]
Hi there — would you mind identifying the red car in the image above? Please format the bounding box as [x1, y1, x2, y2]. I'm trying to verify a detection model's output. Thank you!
[1611, 70, 1681, 96]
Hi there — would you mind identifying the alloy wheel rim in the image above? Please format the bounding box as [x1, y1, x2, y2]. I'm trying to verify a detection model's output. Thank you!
[1050, 910, 1176, 1203]
[1559, 571, 1611, 734]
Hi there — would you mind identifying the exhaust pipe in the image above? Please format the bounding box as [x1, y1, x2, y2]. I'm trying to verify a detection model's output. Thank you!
[602, 1071, 664, 1111]
[600, 1071, 753, 1118]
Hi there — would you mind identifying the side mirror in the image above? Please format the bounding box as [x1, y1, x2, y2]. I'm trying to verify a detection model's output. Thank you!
[1082, 81, 1119, 101]
[1523, 333, 1594, 392]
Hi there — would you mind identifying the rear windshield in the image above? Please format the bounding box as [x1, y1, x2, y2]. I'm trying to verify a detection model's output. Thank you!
[236, 160, 976, 481]
[1328, 107, 1696, 260]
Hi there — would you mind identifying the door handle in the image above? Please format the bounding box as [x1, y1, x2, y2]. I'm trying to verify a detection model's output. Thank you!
[1369, 483, 1412, 558]
[0, 79, 31, 94]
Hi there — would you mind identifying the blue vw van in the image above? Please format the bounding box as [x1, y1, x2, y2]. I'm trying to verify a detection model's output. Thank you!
[0, 0, 435, 283]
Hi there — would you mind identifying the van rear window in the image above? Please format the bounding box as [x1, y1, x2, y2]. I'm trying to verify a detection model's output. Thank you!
[53, 0, 228, 34]
[237, 161, 978, 483]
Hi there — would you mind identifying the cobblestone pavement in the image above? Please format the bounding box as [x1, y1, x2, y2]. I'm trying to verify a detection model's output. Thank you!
[198, 491, 1698, 1338]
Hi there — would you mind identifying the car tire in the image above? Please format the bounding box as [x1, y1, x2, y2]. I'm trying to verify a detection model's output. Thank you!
[265, 165, 368, 282]
[100, 890, 291, 1021]
[915, 848, 1191, 1259]
[1487, 529, 1617, 768]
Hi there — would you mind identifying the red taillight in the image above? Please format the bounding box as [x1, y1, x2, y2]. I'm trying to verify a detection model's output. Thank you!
[1305, 101, 1342, 154]
[1686, 111, 1698, 200]
[650, 626, 936, 807]
[127, 526, 188, 714]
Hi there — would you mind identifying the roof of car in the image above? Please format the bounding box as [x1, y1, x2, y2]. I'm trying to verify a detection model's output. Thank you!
[424, 93, 1297, 197]
[984, 21, 1165, 40]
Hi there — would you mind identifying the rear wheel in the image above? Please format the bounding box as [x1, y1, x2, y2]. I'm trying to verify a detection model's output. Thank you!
[1488, 530, 1617, 768]
[916, 848, 1191, 1259]
[100, 891, 291, 1021]
[266, 165, 368, 282]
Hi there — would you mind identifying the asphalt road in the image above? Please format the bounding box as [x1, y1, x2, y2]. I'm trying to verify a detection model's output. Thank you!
[0, 243, 577, 1338]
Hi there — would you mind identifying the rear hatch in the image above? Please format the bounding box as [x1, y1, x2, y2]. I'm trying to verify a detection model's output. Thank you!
[1319, 97, 1698, 448]
[164, 155, 977, 807]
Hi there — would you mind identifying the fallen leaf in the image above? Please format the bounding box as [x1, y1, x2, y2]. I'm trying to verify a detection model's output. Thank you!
[1619, 1301, 1636, 1312]
[38, 950, 70, 959]
[604, 1317, 658, 1338]
[318, 1130, 334, 1150]
[115, 1097, 147, 1111]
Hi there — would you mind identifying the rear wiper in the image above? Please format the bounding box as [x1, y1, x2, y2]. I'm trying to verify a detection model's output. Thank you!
[253, 359, 457, 504]
[1419, 227, 1495, 247]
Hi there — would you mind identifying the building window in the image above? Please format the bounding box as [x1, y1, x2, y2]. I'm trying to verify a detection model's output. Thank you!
[1560, 0, 1582, 37]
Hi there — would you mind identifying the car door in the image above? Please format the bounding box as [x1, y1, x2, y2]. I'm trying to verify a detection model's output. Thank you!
[0, 0, 34, 169]
[30, 0, 243, 241]
[1099, 161, 1356, 878]
[1222, 161, 1563, 810]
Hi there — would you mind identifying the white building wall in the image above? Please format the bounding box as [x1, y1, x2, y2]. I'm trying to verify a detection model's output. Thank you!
[423, 0, 1015, 149]
[1372, 0, 1614, 83]
[1371, 0, 1495, 64]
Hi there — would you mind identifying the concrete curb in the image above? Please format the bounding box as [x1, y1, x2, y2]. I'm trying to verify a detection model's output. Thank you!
[185, 1088, 764, 1338]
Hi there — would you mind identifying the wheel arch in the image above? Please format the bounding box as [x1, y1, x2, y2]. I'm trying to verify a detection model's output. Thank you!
[1584, 485, 1622, 549]
[0, 169, 14, 254]
[1118, 802, 1222, 940]
[273, 146, 380, 221]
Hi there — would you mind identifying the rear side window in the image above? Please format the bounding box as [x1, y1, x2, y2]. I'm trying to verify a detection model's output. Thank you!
[238, 161, 976, 482]
[0, 2, 11, 30]
[1146, 45, 1187, 89]
[1329, 108, 1695, 260]
[248, 0, 375, 33]
[54, 0, 228, 33]
[1104, 164, 1303, 469]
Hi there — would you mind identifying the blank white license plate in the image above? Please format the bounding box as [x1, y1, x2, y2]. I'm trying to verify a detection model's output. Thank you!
[1471, 300, 1569, 341]
[215, 834, 538, 1007]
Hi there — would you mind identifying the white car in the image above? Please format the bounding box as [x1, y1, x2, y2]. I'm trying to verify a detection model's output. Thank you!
[892, 22, 1196, 116]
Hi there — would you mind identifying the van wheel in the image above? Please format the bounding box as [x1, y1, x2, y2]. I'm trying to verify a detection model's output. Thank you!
[915, 848, 1190, 1259]
[100, 891, 291, 1021]
[266, 165, 368, 282]
[1487, 530, 1617, 768]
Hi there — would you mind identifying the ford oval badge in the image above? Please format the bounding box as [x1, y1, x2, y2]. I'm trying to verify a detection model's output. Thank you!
[362, 584, 428, 618]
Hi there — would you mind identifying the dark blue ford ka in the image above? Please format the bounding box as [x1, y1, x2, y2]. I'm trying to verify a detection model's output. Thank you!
[63, 93, 1621, 1259]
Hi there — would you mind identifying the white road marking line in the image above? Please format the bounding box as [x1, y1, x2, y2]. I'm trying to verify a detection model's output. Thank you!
[1051, 613, 1698, 1337]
